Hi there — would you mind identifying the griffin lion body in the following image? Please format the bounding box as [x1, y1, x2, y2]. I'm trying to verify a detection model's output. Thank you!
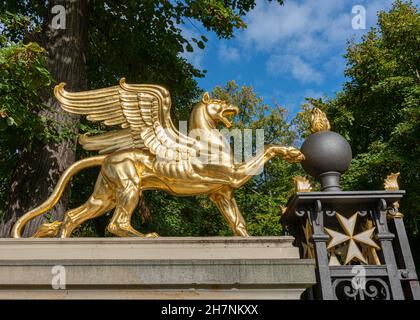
[12, 78, 304, 238]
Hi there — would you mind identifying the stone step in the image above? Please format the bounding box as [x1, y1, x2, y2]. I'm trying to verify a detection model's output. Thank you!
[0, 236, 299, 260]
[0, 237, 315, 299]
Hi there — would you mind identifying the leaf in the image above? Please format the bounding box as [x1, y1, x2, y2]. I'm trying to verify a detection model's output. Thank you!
[6, 117, 17, 126]
[185, 43, 194, 52]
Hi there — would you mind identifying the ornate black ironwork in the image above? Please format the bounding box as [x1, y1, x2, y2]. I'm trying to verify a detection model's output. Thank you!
[332, 278, 390, 300]
[285, 108, 419, 300]
[281, 190, 420, 300]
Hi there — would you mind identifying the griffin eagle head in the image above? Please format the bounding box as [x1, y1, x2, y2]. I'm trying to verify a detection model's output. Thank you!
[202, 92, 239, 128]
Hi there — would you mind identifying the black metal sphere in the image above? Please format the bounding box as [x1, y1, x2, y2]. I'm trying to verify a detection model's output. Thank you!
[300, 131, 352, 178]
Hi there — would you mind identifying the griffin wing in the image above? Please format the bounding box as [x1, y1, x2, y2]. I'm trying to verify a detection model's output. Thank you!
[54, 78, 197, 161]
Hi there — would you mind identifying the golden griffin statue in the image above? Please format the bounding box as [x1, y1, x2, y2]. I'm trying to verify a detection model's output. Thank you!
[12, 79, 304, 238]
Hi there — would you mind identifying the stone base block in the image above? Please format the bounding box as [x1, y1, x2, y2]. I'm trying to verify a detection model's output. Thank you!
[0, 237, 315, 299]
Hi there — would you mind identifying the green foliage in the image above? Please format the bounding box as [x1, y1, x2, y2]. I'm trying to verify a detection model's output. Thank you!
[86, 0, 283, 119]
[130, 81, 301, 237]
[211, 81, 302, 235]
[0, 0, 287, 234]
[138, 193, 229, 236]
[64, 0, 288, 219]
[0, 12, 54, 216]
[0, 12, 53, 141]
[301, 1, 420, 265]
[3, 0, 418, 256]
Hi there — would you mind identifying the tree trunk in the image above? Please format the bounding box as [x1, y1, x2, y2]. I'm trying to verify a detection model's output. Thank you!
[0, 0, 88, 237]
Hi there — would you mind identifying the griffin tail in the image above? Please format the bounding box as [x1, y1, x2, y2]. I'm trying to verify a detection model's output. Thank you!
[11, 155, 106, 238]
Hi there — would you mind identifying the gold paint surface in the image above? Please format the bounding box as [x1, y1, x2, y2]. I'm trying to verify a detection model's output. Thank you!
[293, 176, 312, 192]
[384, 172, 404, 219]
[12, 79, 304, 238]
[384, 172, 400, 191]
[310, 108, 330, 133]
[325, 212, 380, 265]
[302, 219, 314, 259]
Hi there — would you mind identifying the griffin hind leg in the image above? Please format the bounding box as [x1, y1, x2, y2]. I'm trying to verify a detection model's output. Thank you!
[104, 159, 157, 238]
[60, 200, 115, 238]
[60, 175, 115, 238]
[106, 183, 158, 238]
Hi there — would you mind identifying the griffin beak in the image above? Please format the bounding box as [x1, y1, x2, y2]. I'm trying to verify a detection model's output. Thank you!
[219, 105, 239, 128]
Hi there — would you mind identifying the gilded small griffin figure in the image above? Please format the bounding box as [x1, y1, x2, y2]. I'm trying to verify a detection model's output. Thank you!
[12, 79, 304, 238]
[293, 176, 312, 192]
[384, 172, 400, 191]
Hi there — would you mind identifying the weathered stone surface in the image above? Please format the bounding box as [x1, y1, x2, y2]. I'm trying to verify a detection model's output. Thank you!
[0, 237, 315, 299]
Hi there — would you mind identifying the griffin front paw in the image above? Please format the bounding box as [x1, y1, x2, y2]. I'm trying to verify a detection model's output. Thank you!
[284, 147, 305, 163]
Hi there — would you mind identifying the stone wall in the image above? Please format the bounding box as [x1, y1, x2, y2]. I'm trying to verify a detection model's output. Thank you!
[0, 237, 315, 299]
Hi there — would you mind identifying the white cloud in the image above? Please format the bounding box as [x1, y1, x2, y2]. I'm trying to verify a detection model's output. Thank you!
[180, 49, 205, 70]
[267, 54, 323, 84]
[178, 25, 206, 69]
[236, 0, 395, 85]
[178, 0, 397, 84]
[267, 88, 324, 116]
[240, 2, 312, 51]
[365, 0, 395, 27]
[241, 0, 367, 51]
[218, 43, 240, 63]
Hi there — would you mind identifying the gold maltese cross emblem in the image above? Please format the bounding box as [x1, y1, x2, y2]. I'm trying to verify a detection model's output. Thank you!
[324, 213, 380, 265]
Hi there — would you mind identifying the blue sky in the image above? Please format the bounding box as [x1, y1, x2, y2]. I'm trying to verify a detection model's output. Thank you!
[180, 0, 417, 119]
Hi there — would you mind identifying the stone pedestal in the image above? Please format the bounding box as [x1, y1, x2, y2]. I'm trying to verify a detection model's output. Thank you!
[0, 237, 315, 299]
